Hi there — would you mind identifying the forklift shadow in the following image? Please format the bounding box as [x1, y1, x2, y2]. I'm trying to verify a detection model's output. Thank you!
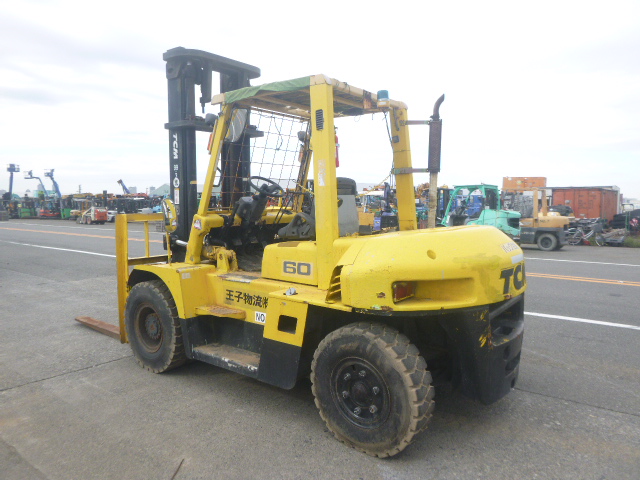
[167, 360, 316, 402]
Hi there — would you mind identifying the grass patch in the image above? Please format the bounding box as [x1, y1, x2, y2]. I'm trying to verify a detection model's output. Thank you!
[623, 235, 640, 248]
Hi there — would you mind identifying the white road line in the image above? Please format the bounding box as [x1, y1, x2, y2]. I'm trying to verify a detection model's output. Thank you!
[8, 222, 112, 231]
[0, 240, 115, 258]
[3, 240, 638, 330]
[4, 222, 164, 235]
[525, 257, 640, 267]
[526, 311, 640, 331]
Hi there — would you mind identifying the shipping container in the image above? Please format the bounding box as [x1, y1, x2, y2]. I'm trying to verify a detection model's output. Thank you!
[551, 187, 620, 223]
[503, 177, 547, 190]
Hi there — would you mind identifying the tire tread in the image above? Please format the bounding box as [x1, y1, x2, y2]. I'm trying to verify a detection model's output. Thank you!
[126, 280, 186, 373]
[311, 321, 435, 458]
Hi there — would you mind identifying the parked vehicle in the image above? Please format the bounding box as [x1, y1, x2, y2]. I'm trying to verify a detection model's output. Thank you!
[113, 48, 526, 458]
[439, 184, 521, 240]
[78, 206, 108, 224]
[503, 188, 569, 251]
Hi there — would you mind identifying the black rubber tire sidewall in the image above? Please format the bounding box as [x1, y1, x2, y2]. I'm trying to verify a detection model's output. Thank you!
[537, 233, 558, 251]
[125, 280, 183, 373]
[312, 330, 413, 455]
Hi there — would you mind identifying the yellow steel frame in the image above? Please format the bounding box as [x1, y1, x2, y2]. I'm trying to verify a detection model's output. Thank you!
[185, 106, 233, 264]
[389, 107, 418, 231]
[116, 213, 168, 343]
[309, 80, 339, 290]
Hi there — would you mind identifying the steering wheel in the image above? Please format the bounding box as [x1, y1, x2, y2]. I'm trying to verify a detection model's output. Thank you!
[249, 176, 285, 198]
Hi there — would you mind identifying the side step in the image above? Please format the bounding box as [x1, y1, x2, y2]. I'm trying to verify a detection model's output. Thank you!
[192, 344, 260, 378]
[194, 304, 246, 320]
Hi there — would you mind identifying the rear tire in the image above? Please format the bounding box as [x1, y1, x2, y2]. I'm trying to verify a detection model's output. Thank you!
[537, 233, 558, 251]
[125, 280, 186, 373]
[311, 322, 435, 457]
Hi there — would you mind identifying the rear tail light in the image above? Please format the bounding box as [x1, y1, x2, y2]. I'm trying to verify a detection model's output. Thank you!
[392, 281, 416, 303]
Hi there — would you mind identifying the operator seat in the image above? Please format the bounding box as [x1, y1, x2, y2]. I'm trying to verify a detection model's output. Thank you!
[278, 177, 360, 240]
[449, 200, 469, 226]
[336, 177, 359, 236]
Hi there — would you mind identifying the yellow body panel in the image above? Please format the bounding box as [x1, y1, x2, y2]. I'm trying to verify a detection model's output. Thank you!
[338, 226, 525, 311]
[261, 241, 319, 286]
[126, 224, 525, 347]
[263, 296, 309, 346]
[133, 263, 218, 320]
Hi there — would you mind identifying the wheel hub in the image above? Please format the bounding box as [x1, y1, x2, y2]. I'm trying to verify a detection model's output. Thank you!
[135, 304, 163, 353]
[145, 314, 161, 340]
[333, 359, 390, 428]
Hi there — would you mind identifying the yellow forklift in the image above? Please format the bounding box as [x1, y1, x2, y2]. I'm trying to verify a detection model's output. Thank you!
[502, 187, 569, 250]
[116, 48, 526, 457]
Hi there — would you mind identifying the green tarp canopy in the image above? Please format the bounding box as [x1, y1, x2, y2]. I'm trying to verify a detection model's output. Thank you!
[223, 76, 311, 104]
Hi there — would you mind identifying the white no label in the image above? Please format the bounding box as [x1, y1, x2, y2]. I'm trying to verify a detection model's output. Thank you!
[255, 311, 266, 324]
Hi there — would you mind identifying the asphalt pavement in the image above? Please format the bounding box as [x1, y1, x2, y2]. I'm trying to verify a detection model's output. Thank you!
[1, 219, 639, 480]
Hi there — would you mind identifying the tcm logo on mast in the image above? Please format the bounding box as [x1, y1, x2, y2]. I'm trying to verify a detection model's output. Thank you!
[172, 133, 179, 160]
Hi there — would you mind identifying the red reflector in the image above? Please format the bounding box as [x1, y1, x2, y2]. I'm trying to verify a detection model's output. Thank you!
[393, 282, 416, 302]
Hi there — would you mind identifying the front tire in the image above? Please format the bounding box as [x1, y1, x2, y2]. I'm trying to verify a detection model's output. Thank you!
[537, 233, 558, 251]
[125, 280, 186, 373]
[311, 322, 435, 457]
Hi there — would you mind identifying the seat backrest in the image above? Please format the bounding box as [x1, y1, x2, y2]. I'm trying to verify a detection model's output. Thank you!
[337, 177, 359, 236]
[278, 177, 359, 239]
[337, 177, 358, 196]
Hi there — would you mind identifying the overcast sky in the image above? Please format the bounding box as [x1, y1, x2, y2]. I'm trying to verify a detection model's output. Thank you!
[2, 0, 639, 201]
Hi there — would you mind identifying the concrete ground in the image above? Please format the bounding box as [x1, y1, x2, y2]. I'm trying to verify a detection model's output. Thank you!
[1, 220, 639, 479]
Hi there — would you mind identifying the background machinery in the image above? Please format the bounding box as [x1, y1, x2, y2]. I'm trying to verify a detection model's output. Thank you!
[78, 206, 108, 224]
[117, 179, 131, 195]
[439, 184, 521, 240]
[502, 187, 569, 251]
[114, 48, 526, 457]
[2, 164, 20, 218]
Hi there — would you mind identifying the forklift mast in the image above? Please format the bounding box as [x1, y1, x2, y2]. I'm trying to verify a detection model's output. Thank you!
[163, 47, 260, 261]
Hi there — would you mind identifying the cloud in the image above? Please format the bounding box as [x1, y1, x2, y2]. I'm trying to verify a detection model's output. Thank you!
[1, 0, 639, 200]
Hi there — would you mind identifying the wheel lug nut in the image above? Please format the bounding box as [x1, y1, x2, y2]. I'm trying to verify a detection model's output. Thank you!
[342, 390, 349, 398]
[354, 407, 361, 415]
[369, 405, 378, 414]
[343, 373, 351, 381]
[372, 386, 380, 395]
[359, 370, 366, 377]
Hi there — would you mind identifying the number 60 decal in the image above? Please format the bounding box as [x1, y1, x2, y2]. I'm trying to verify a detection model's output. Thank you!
[283, 261, 312, 276]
